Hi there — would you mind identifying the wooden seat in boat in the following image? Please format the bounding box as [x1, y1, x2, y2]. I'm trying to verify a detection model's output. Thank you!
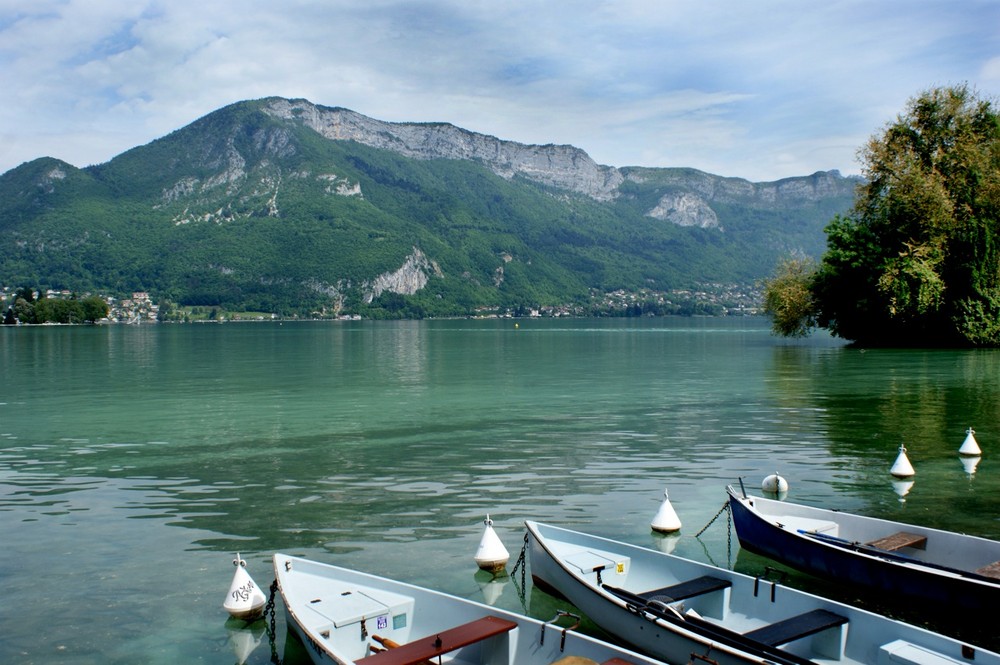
[865, 531, 927, 552]
[357, 615, 516, 665]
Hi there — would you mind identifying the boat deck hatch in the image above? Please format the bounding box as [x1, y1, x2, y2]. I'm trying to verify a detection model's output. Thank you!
[776, 515, 839, 536]
[565, 550, 625, 576]
[311, 590, 391, 628]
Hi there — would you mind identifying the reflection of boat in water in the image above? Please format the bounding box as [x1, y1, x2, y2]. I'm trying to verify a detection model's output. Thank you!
[526, 519, 1000, 665]
[273, 552, 667, 665]
[727, 484, 1000, 615]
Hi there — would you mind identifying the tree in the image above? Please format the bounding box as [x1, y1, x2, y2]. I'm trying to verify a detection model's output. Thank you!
[80, 296, 110, 323]
[762, 256, 817, 337]
[767, 84, 1000, 346]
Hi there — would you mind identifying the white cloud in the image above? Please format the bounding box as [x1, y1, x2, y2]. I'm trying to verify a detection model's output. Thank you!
[1, 0, 997, 181]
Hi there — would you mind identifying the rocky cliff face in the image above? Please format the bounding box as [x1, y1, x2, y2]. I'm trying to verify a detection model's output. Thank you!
[264, 98, 624, 201]
[263, 98, 856, 229]
[363, 247, 444, 303]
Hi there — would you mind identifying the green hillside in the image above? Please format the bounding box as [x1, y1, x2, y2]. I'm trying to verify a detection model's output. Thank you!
[0, 98, 858, 318]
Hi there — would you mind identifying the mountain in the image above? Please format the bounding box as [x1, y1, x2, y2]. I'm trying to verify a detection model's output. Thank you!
[0, 97, 859, 318]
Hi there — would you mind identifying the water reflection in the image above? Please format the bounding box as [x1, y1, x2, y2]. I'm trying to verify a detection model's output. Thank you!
[3, 320, 1000, 663]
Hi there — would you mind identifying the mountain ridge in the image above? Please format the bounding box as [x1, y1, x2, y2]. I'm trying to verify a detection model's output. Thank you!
[0, 97, 860, 318]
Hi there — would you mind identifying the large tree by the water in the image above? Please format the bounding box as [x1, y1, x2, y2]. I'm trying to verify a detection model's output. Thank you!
[765, 84, 1000, 346]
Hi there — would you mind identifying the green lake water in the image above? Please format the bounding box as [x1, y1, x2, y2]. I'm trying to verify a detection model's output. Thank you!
[2, 317, 999, 663]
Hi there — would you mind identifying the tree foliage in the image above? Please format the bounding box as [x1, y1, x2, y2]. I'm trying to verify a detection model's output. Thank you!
[762, 256, 817, 337]
[769, 85, 1000, 346]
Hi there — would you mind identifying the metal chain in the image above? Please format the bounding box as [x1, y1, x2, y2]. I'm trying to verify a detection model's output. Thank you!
[264, 579, 283, 665]
[726, 501, 733, 569]
[510, 532, 529, 609]
[694, 501, 730, 538]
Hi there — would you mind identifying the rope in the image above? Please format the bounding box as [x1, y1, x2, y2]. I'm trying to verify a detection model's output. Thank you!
[264, 579, 283, 665]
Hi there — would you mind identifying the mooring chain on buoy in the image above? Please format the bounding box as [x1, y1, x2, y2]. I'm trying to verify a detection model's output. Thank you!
[510, 532, 529, 609]
[264, 579, 283, 665]
[694, 501, 729, 538]
[726, 500, 733, 569]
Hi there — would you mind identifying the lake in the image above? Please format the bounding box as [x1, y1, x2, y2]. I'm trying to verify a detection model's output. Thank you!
[2, 317, 999, 664]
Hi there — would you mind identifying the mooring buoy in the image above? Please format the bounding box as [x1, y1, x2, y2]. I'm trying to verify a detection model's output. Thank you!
[651, 487, 682, 533]
[223, 554, 267, 621]
[474, 514, 510, 573]
[890, 444, 915, 478]
[761, 472, 789, 497]
[959, 427, 982, 456]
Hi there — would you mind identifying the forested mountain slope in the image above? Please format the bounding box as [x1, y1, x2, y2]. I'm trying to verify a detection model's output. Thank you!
[0, 97, 858, 317]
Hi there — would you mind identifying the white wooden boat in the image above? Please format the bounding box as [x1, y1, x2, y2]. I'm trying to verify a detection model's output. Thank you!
[272, 552, 668, 665]
[726, 484, 1000, 614]
[525, 521, 999, 665]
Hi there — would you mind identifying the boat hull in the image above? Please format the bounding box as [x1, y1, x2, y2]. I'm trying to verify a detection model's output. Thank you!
[726, 485, 1000, 615]
[272, 552, 667, 665]
[525, 520, 999, 665]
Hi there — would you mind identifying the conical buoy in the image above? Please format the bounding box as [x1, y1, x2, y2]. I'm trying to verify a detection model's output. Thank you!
[651, 488, 682, 533]
[474, 515, 509, 573]
[223, 554, 267, 621]
[890, 444, 915, 478]
[761, 472, 789, 497]
[959, 427, 982, 456]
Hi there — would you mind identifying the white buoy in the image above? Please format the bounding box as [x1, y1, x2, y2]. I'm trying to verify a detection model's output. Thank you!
[959, 427, 982, 456]
[961, 455, 981, 477]
[890, 444, 915, 478]
[474, 515, 510, 573]
[761, 472, 789, 498]
[650, 488, 682, 533]
[223, 554, 267, 621]
[892, 479, 915, 502]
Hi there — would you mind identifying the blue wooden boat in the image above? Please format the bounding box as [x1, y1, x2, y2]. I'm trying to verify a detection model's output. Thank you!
[526, 520, 999, 665]
[726, 484, 1000, 615]
[272, 553, 668, 665]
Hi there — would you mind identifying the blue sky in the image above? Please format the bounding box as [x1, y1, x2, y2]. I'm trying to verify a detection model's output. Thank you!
[1, 0, 998, 182]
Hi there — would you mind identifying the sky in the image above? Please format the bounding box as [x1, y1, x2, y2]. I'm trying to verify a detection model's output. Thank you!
[1, 1, 998, 183]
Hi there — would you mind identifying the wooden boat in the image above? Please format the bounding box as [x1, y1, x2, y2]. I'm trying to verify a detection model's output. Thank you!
[272, 552, 668, 665]
[726, 484, 1000, 614]
[525, 520, 999, 665]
